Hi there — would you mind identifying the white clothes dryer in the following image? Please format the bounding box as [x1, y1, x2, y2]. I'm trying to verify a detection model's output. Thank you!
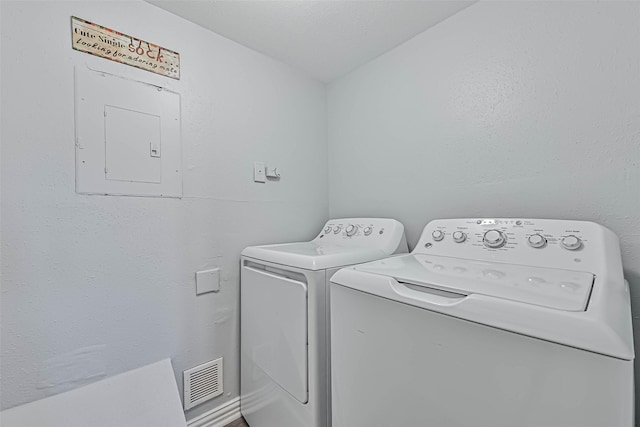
[240, 218, 407, 427]
[330, 218, 634, 427]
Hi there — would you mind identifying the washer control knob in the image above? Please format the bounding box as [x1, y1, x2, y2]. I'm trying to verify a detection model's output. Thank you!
[452, 231, 466, 243]
[561, 235, 582, 250]
[432, 230, 445, 241]
[346, 224, 358, 236]
[483, 229, 507, 248]
[333, 225, 343, 234]
[527, 234, 547, 248]
[324, 226, 332, 234]
[364, 226, 373, 236]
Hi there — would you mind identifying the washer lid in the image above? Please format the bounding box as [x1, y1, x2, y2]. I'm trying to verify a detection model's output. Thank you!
[242, 242, 387, 270]
[354, 254, 594, 311]
[333, 254, 633, 360]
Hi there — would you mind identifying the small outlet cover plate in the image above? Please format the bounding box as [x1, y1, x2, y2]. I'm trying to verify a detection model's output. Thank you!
[253, 162, 266, 183]
[196, 268, 220, 295]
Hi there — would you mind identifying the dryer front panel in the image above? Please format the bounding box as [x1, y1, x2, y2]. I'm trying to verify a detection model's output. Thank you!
[241, 264, 308, 404]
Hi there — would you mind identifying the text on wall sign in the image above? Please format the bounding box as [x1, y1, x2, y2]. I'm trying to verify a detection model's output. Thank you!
[71, 16, 180, 80]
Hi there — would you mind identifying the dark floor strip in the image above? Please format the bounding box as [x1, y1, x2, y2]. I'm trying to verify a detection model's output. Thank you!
[224, 416, 249, 427]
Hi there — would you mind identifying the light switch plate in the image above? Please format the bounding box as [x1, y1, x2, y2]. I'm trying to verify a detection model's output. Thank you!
[196, 268, 220, 295]
[253, 162, 266, 183]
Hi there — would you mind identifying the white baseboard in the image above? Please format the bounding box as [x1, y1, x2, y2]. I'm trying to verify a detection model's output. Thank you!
[187, 397, 241, 427]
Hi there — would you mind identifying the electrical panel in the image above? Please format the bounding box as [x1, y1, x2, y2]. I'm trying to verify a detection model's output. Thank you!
[75, 67, 182, 197]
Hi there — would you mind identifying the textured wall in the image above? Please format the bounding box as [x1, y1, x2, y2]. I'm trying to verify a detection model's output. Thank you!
[328, 0, 640, 412]
[0, 0, 327, 420]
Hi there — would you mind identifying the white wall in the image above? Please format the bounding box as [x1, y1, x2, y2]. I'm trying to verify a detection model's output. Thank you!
[3, 0, 640, 421]
[0, 0, 327, 420]
[328, 0, 640, 410]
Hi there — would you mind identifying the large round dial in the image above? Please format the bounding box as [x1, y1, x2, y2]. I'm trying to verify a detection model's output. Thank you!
[333, 225, 343, 234]
[452, 231, 467, 243]
[483, 229, 507, 248]
[527, 233, 547, 248]
[561, 235, 582, 250]
[324, 226, 332, 234]
[363, 226, 373, 236]
[346, 224, 358, 236]
[432, 230, 445, 241]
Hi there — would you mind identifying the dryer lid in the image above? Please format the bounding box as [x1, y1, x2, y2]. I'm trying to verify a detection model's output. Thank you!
[242, 242, 387, 271]
[354, 254, 594, 311]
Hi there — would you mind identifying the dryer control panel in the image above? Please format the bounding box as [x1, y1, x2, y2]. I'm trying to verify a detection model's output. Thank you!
[414, 218, 619, 272]
[315, 218, 408, 252]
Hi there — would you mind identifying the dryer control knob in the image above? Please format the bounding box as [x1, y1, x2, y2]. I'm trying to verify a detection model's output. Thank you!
[364, 226, 373, 236]
[527, 234, 547, 248]
[333, 225, 343, 234]
[561, 235, 582, 250]
[483, 229, 507, 248]
[452, 231, 466, 243]
[432, 230, 445, 241]
[346, 224, 358, 236]
[324, 226, 332, 234]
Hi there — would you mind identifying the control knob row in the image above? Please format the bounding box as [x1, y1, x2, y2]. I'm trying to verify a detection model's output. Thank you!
[431, 230, 467, 243]
[325, 224, 374, 236]
[430, 228, 582, 251]
[527, 234, 581, 250]
[324, 225, 345, 234]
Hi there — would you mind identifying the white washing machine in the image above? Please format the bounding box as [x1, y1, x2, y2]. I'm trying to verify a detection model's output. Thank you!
[330, 218, 634, 427]
[240, 218, 407, 427]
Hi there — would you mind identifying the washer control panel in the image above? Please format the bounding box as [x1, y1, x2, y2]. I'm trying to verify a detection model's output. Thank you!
[415, 218, 607, 270]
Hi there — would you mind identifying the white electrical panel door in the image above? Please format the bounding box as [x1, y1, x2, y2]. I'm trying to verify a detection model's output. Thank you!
[75, 67, 181, 197]
[105, 106, 161, 184]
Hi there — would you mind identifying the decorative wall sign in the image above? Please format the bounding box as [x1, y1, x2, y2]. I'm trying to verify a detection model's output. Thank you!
[71, 16, 180, 80]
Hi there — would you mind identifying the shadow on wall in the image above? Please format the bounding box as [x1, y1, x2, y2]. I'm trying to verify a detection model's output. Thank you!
[626, 269, 640, 324]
